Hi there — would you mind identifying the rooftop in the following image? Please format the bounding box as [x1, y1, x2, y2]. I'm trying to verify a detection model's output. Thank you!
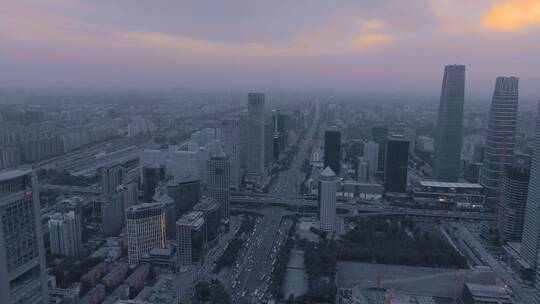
[176, 211, 204, 227]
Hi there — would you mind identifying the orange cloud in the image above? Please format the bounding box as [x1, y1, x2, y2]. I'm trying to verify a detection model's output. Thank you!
[483, 0, 540, 31]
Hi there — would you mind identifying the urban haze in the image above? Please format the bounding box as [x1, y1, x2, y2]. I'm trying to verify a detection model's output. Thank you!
[1, 1, 540, 304]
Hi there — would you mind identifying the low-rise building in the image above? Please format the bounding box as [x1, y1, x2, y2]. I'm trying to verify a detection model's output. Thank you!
[413, 181, 484, 208]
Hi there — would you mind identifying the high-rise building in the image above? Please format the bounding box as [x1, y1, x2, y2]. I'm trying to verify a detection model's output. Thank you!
[433, 65, 466, 181]
[264, 121, 273, 167]
[220, 119, 241, 189]
[101, 195, 124, 237]
[357, 158, 369, 182]
[245, 92, 265, 182]
[152, 183, 176, 240]
[176, 211, 205, 265]
[372, 126, 388, 173]
[324, 128, 341, 176]
[521, 102, 540, 275]
[142, 164, 165, 202]
[363, 140, 379, 177]
[56, 196, 86, 242]
[101, 164, 125, 195]
[318, 167, 337, 232]
[126, 203, 166, 265]
[48, 211, 83, 257]
[207, 149, 230, 219]
[194, 197, 221, 247]
[480, 77, 519, 206]
[167, 178, 201, 217]
[497, 154, 530, 243]
[384, 135, 409, 193]
[0, 169, 48, 303]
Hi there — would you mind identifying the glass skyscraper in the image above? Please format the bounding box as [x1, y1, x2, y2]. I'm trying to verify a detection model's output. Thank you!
[433, 64, 465, 181]
[480, 77, 519, 207]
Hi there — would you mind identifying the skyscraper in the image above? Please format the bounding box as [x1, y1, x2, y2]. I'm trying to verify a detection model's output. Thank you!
[372, 126, 388, 173]
[101, 164, 125, 195]
[126, 203, 166, 265]
[0, 169, 48, 303]
[220, 119, 241, 189]
[193, 197, 221, 247]
[497, 154, 530, 243]
[521, 102, 540, 276]
[363, 140, 379, 177]
[48, 211, 83, 257]
[207, 149, 230, 219]
[480, 77, 519, 206]
[101, 195, 124, 237]
[142, 164, 165, 202]
[245, 92, 265, 181]
[384, 135, 409, 193]
[318, 167, 337, 232]
[324, 128, 341, 176]
[177, 211, 205, 265]
[433, 64, 466, 181]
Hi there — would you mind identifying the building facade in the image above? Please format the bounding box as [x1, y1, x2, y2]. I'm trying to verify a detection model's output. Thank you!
[433, 64, 466, 181]
[480, 77, 519, 206]
[324, 128, 341, 176]
[384, 136, 409, 193]
[318, 167, 338, 232]
[372, 126, 388, 173]
[48, 211, 83, 257]
[126, 203, 166, 265]
[0, 169, 48, 303]
[498, 154, 530, 243]
[176, 211, 205, 265]
[207, 150, 230, 219]
[245, 93, 265, 182]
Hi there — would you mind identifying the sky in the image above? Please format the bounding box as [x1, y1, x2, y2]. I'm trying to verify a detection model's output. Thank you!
[1, 0, 540, 98]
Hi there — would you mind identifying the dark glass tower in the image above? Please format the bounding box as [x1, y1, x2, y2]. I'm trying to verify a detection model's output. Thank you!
[384, 135, 409, 193]
[433, 64, 465, 181]
[324, 128, 341, 176]
[372, 126, 388, 173]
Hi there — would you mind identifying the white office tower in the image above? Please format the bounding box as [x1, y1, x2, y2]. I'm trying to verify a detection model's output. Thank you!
[318, 167, 337, 232]
[0, 169, 48, 303]
[245, 93, 265, 184]
[126, 203, 166, 265]
[207, 148, 231, 219]
[167, 149, 201, 182]
[48, 211, 83, 257]
[363, 140, 379, 177]
[521, 102, 540, 282]
[176, 211, 205, 265]
[357, 158, 369, 182]
[480, 77, 519, 206]
[221, 119, 241, 189]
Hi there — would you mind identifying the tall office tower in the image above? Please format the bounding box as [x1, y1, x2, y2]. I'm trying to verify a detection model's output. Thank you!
[152, 183, 176, 240]
[357, 158, 369, 182]
[101, 164, 125, 195]
[372, 126, 388, 173]
[521, 102, 540, 276]
[193, 197, 221, 247]
[142, 164, 165, 202]
[220, 119, 241, 189]
[324, 128, 342, 176]
[480, 77, 519, 206]
[264, 121, 273, 166]
[273, 111, 288, 152]
[239, 111, 249, 171]
[167, 178, 201, 216]
[101, 195, 124, 237]
[497, 154, 530, 243]
[48, 211, 83, 257]
[384, 135, 410, 193]
[433, 65, 466, 181]
[126, 203, 166, 265]
[176, 211, 205, 265]
[245, 93, 265, 180]
[207, 149, 230, 219]
[318, 167, 337, 232]
[0, 169, 48, 303]
[363, 140, 379, 177]
[56, 196, 86, 241]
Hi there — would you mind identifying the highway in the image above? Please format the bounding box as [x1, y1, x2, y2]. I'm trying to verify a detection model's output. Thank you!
[269, 101, 319, 197]
[229, 209, 289, 303]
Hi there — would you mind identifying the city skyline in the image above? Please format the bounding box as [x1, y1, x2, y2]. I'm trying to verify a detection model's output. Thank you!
[1, 1, 540, 97]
